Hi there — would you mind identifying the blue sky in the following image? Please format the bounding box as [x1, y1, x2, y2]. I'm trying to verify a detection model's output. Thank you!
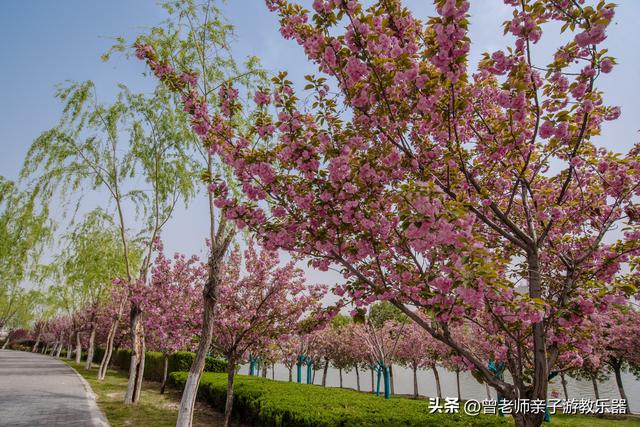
[1, 1, 639, 281]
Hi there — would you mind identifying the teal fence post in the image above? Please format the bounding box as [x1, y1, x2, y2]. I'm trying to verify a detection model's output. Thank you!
[306, 359, 312, 384]
[249, 355, 255, 376]
[296, 355, 303, 383]
[383, 364, 391, 400]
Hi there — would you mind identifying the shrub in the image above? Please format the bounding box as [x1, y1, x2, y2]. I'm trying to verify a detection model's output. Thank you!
[169, 372, 508, 427]
[89, 348, 227, 382]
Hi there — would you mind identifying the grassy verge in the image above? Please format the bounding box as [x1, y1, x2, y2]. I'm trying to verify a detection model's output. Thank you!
[170, 371, 640, 427]
[64, 360, 639, 427]
[64, 361, 234, 427]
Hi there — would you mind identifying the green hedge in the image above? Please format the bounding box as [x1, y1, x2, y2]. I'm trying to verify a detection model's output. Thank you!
[169, 372, 508, 427]
[85, 348, 227, 382]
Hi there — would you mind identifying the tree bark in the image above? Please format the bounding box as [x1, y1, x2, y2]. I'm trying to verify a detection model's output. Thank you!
[223, 356, 236, 427]
[74, 331, 82, 364]
[288, 366, 292, 382]
[176, 242, 228, 427]
[560, 372, 569, 400]
[2, 337, 9, 349]
[50, 341, 57, 356]
[591, 374, 600, 400]
[67, 342, 72, 359]
[272, 364, 276, 381]
[32, 333, 41, 352]
[85, 325, 96, 370]
[389, 364, 395, 396]
[321, 358, 328, 386]
[261, 361, 268, 377]
[161, 353, 169, 394]
[371, 368, 375, 392]
[124, 302, 145, 404]
[412, 365, 419, 398]
[55, 341, 63, 358]
[339, 368, 343, 388]
[485, 382, 491, 400]
[612, 363, 630, 414]
[355, 365, 360, 391]
[97, 316, 120, 380]
[456, 369, 461, 400]
[432, 365, 442, 398]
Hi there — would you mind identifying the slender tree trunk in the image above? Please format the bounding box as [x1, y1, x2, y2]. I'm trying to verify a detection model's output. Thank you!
[288, 366, 292, 382]
[161, 353, 169, 394]
[67, 342, 72, 359]
[389, 364, 395, 396]
[312, 367, 316, 384]
[32, 333, 41, 352]
[412, 365, 419, 398]
[339, 368, 343, 388]
[98, 297, 126, 380]
[55, 341, 63, 358]
[456, 369, 461, 400]
[355, 365, 360, 392]
[43, 344, 48, 354]
[124, 302, 145, 404]
[75, 331, 82, 364]
[49, 341, 57, 356]
[322, 358, 328, 386]
[432, 365, 442, 398]
[591, 374, 600, 400]
[485, 382, 491, 400]
[176, 244, 227, 427]
[560, 372, 569, 400]
[223, 356, 236, 427]
[2, 337, 9, 349]
[612, 363, 630, 414]
[527, 253, 548, 427]
[371, 368, 375, 392]
[85, 325, 96, 370]
[272, 364, 276, 381]
[261, 361, 268, 377]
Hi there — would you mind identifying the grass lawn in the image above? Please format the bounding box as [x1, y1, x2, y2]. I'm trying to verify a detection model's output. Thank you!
[64, 361, 243, 427]
[65, 360, 639, 427]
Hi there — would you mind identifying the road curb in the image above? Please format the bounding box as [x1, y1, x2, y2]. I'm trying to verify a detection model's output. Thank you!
[65, 362, 110, 427]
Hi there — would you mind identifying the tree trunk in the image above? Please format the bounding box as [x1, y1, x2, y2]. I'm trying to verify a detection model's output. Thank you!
[527, 253, 549, 413]
[412, 365, 418, 398]
[176, 246, 226, 427]
[43, 344, 48, 354]
[85, 324, 96, 370]
[355, 365, 360, 391]
[55, 341, 63, 358]
[67, 342, 72, 359]
[389, 364, 395, 396]
[432, 365, 442, 398]
[161, 353, 169, 394]
[288, 366, 292, 382]
[75, 331, 82, 364]
[456, 369, 461, 400]
[485, 382, 491, 400]
[272, 364, 276, 380]
[223, 356, 236, 427]
[591, 374, 600, 400]
[560, 372, 569, 400]
[124, 302, 145, 404]
[32, 333, 41, 352]
[612, 363, 630, 414]
[261, 361, 268, 377]
[98, 302, 123, 380]
[2, 337, 9, 349]
[50, 341, 57, 356]
[321, 358, 328, 386]
[339, 368, 343, 388]
[371, 368, 375, 392]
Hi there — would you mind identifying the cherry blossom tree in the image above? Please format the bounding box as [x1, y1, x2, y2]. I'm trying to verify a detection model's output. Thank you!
[211, 243, 324, 427]
[140, 241, 206, 393]
[138, 1, 640, 425]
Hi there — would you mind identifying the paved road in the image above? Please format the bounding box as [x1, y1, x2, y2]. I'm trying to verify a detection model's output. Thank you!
[0, 349, 108, 427]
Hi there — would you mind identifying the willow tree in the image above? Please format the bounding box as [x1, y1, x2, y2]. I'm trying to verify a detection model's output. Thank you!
[116, 0, 264, 421]
[21, 81, 198, 403]
[55, 209, 137, 369]
[0, 176, 50, 333]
